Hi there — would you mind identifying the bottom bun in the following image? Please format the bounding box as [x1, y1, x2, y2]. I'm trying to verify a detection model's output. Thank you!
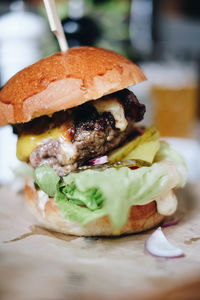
[25, 180, 165, 236]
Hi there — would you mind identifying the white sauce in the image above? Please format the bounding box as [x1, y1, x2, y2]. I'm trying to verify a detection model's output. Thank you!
[94, 97, 128, 131]
[163, 160, 181, 191]
[38, 190, 49, 217]
[151, 160, 180, 216]
[155, 190, 177, 216]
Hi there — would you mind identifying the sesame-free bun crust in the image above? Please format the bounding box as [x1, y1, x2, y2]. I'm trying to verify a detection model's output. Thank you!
[25, 180, 164, 237]
[0, 47, 146, 126]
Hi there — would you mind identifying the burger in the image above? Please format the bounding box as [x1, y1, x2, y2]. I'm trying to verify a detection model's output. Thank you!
[0, 47, 187, 236]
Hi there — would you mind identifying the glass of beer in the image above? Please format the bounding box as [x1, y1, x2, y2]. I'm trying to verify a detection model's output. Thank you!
[144, 63, 198, 138]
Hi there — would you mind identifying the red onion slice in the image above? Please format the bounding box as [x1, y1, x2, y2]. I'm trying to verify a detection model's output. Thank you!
[161, 215, 179, 228]
[89, 155, 108, 165]
[145, 227, 184, 258]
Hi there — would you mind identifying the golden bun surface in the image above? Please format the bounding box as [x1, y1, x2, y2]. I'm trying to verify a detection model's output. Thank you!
[0, 47, 146, 126]
[25, 180, 164, 237]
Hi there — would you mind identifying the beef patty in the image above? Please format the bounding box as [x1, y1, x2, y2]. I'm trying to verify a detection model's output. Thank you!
[23, 89, 145, 176]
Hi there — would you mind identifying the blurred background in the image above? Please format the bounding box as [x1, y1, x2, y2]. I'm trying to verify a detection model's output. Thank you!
[0, 0, 200, 183]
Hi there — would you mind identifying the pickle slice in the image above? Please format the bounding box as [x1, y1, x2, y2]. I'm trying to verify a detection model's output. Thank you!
[77, 159, 150, 173]
[123, 140, 160, 164]
[108, 126, 160, 163]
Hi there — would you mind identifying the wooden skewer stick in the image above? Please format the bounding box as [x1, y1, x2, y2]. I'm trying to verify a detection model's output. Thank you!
[43, 0, 68, 52]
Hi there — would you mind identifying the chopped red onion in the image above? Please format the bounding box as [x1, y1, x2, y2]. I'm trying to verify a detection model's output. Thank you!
[145, 227, 184, 258]
[161, 215, 179, 228]
[89, 155, 108, 165]
[129, 166, 139, 170]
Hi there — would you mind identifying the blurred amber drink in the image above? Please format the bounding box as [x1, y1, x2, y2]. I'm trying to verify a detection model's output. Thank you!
[144, 62, 199, 138]
[151, 85, 198, 137]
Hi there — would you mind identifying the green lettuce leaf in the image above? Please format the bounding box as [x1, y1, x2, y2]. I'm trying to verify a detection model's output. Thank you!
[34, 165, 104, 211]
[57, 164, 169, 233]
[34, 165, 60, 197]
[59, 181, 104, 210]
[55, 187, 105, 225]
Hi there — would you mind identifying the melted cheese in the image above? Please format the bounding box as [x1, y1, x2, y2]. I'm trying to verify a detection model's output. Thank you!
[94, 97, 128, 131]
[58, 136, 78, 164]
[17, 127, 62, 162]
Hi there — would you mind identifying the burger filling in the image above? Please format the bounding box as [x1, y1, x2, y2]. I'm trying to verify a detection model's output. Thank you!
[15, 89, 187, 233]
[16, 89, 145, 176]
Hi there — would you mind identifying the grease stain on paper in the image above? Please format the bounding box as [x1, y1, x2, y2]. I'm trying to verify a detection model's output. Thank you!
[3, 225, 78, 243]
[184, 237, 200, 245]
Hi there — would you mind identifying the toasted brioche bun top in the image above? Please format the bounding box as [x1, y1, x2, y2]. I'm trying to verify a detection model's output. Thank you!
[0, 47, 146, 126]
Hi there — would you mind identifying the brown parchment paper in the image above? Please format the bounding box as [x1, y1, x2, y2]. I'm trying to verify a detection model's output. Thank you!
[0, 183, 200, 300]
